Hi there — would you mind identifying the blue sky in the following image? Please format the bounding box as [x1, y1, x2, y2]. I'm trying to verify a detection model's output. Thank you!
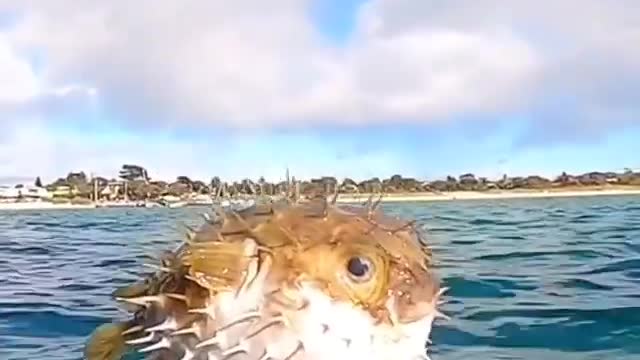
[0, 1, 638, 183]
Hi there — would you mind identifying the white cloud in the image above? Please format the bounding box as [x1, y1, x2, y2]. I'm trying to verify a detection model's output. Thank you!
[0, 121, 215, 183]
[0, 34, 39, 102]
[0, 0, 537, 128]
[0, 0, 638, 130]
[0, 122, 411, 184]
[0, 31, 98, 123]
[358, 0, 640, 129]
[0, 123, 192, 183]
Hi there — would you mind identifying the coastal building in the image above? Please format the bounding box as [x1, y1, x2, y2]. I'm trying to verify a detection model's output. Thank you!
[340, 182, 359, 193]
[95, 180, 129, 201]
[19, 185, 50, 199]
[100, 182, 121, 200]
[0, 185, 21, 199]
[0, 183, 51, 200]
[50, 185, 78, 198]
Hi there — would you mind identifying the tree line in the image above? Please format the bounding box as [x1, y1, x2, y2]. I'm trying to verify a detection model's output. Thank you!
[36, 164, 640, 201]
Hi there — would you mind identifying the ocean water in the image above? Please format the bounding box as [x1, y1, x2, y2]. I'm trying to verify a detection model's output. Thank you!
[1, 195, 639, 360]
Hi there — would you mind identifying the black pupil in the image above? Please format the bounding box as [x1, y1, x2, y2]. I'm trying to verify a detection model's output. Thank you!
[347, 257, 369, 278]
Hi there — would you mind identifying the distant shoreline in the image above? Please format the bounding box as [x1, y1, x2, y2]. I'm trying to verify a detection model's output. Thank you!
[335, 188, 640, 203]
[0, 201, 97, 211]
[1, 187, 640, 211]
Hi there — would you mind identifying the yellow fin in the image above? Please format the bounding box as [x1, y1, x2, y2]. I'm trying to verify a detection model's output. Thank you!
[84, 322, 129, 360]
[112, 280, 149, 299]
[185, 240, 255, 290]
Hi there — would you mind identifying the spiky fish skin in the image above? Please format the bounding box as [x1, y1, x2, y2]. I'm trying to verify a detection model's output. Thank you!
[85, 196, 446, 360]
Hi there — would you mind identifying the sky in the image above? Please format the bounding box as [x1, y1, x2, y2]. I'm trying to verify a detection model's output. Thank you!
[0, 0, 639, 184]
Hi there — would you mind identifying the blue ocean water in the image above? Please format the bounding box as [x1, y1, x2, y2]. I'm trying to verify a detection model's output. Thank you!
[1, 195, 639, 360]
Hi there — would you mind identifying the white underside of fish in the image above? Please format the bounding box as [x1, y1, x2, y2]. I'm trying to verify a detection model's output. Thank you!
[125, 262, 434, 360]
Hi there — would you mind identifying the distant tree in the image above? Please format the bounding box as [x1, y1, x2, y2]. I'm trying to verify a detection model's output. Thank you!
[525, 175, 551, 189]
[191, 180, 208, 194]
[341, 177, 357, 187]
[175, 176, 195, 193]
[210, 177, 222, 196]
[119, 164, 149, 182]
[240, 179, 257, 194]
[66, 171, 88, 185]
[176, 176, 193, 185]
[400, 177, 422, 192]
[167, 182, 190, 197]
[340, 178, 359, 193]
[48, 177, 69, 189]
[444, 175, 459, 191]
[145, 182, 165, 198]
[358, 177, 382, 193]
[126, 180, 148, 200]
[211, 176, 221, 189]
[459, 173, 477, 184]
[34, 177, 43, 187]
[554, 171, 576, 186]
[258, 177, 267, 195]
[428, 180, 448, 192]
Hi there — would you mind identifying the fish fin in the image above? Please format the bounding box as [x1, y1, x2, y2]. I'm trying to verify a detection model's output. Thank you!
[184, 239, 256, 291]
[84, 322, 130, 360]
[112, 280, 150, 299]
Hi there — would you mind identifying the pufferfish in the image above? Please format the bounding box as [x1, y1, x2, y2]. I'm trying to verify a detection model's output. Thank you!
[84, 196, 447, 360]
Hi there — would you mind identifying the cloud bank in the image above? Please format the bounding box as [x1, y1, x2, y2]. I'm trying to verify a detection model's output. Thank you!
[0, 0, 636, 134]
[0, 121, 416, 183]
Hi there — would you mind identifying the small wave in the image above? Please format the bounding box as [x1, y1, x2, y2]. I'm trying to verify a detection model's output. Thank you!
[2, 197, 640, 359]
[556, 278, 615, 291]
[474, 249, 607, 261]
[444, 276, 519, 298]
[579, 258, 640, 275]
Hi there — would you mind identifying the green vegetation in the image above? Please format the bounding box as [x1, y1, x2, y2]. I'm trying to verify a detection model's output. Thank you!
[37, 165, 640, 201]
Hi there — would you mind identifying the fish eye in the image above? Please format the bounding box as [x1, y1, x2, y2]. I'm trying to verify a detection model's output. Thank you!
[346, 256, 374, 282]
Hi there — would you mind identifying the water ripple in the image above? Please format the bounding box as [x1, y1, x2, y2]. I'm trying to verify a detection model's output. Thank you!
[1, 196, 640, 359]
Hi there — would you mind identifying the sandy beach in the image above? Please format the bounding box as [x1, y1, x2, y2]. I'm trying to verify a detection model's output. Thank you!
[335, 188, 640, 203]
[2, 187, 640, 211]
[0, 202, 97, 211]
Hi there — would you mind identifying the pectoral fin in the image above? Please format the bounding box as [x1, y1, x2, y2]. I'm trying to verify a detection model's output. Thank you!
[84, 322, 130, 360]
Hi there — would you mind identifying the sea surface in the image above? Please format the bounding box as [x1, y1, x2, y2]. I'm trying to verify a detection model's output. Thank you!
[1, 195, 639, 360]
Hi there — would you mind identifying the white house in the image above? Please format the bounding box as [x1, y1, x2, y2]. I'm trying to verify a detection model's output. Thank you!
[0, 185, 21, 199]
[0, 183, 51, 200]
[20, 185, 51, 199]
